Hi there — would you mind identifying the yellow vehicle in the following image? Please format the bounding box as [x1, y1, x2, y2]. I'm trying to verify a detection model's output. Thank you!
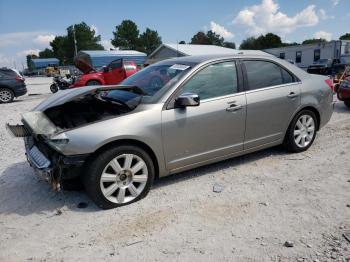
[45, 65, 59, 77]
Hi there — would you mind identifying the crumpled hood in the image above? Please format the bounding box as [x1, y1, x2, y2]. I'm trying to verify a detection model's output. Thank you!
[34, 85, 118, 111]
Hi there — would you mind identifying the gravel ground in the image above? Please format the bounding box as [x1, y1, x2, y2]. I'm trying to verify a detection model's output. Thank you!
[0, 77, 349, 262]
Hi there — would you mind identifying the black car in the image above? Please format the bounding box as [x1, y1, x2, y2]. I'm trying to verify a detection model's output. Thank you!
[0, 68, 27, 103]
[307, 58, 347, 76]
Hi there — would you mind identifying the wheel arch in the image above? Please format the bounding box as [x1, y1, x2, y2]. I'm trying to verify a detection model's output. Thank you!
[88, 139, 160, 179]
[85, 78, 103, 85]
[286, 106, 321, 135]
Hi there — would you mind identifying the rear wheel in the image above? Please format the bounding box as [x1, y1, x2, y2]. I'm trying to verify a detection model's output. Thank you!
[83, 145, 155, 209]
[86, 80, 101, 86]
[0, 88, 14, 103]
[283, 110, 317, 153]
[344, 100, 350, 108]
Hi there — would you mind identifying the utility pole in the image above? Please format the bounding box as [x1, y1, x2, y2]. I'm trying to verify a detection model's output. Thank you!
[73, 25, 78, 57]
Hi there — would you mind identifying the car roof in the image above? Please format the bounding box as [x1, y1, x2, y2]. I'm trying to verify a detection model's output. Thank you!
[156, 52, 275, 65]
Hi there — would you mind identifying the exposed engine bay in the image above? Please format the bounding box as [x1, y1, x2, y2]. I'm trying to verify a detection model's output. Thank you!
[44, 94, 132, 130]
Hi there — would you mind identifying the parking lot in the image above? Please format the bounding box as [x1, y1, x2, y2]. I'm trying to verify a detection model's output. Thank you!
[0, 77, 349, 261]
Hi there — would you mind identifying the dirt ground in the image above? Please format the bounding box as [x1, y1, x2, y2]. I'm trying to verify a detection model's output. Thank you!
[0, 77, 349, 262]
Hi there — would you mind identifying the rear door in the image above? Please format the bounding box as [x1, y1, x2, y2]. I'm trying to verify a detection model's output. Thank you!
[162, 61, 246, 171]
[242, 59, 301, 149]
[103, 59, 126, 84]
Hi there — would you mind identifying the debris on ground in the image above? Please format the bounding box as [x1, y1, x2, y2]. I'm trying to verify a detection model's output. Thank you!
[213, 183, 224, 193]
[284, 241, 294, 247]
[343, 232, 350, 243]
[54, 209, 62, 216]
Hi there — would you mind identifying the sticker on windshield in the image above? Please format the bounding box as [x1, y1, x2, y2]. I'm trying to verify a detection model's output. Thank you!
[169, 64, 190, 71]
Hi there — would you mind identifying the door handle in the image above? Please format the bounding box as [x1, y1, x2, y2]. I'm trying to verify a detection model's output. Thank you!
[287, 92, 299, 98]
[226, 104, 242, 112]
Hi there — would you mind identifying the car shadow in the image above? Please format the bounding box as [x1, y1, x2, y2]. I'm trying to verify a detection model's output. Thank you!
[153, 145, 288, 189]
[334, 101, 350, 113]
[0, 146, 289, 215]
[0, 162, 99, 216]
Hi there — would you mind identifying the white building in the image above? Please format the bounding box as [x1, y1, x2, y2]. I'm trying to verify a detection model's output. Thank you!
[146, 43, 268, 64]
[265, 40, 350, 69]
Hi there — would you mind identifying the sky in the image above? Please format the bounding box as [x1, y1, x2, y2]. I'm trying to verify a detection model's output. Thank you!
[0, 0, 349, 69]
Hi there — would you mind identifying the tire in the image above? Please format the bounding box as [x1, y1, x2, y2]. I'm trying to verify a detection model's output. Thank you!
[0, 88, 14, 103]
[283, 110, 318, 153]
[50, 84, 59, 93]
[86, 80, 101, 86]
[333, 84, 340, 93]
[83, 145, 155, 209]
[344, 100, 350, 108]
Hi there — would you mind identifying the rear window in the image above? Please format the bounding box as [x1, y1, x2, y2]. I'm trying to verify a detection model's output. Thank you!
[0, 69, 17, 78]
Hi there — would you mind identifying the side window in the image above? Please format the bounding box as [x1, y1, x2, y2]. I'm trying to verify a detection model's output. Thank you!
[314, 49, 320, 62]
[296, 51, 302, 63]
[109, 60, 122, 70]
[181, 62, 238, 100]
[243, 60, 295, 90]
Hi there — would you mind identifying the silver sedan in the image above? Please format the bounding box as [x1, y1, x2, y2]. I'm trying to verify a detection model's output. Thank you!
[8, 53, 334, 209]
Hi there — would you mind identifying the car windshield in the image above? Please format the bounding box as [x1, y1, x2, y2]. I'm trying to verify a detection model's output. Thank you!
[102, 63, 193, 104]
[316, 59, 330, 64]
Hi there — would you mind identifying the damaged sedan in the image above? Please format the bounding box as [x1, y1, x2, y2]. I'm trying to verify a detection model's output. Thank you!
[7, 53, 334, 209]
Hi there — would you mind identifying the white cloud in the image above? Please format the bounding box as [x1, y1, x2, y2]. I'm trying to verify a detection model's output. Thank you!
[331, 0, 340, 6]
[210, 21, 234, 39]
[319, 9, 334, 20]
[313, 31, 332, 41]
[233, 0, 319, 36]
[0, 31, 56, 48]
[100, 40, 114, 50]
[91, 25, 98, 36]
[0, 53, 12, 68]
[16, 49, 40, 57]
[33, 34, 55, 46]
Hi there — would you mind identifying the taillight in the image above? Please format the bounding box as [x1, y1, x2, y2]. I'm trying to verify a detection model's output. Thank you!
[325, 79, 333, 91]
[15, 75, 25, 82]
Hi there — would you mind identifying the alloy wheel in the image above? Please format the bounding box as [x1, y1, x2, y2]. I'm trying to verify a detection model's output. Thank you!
[99, 154, 148, 204]
[0, 89, 13, 103]
[293, 114, 315, 148]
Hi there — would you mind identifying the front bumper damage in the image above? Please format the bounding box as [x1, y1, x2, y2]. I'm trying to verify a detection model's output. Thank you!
[7, 124, 88, 191]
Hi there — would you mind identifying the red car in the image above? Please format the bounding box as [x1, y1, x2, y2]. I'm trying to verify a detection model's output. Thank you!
[337, 80, 350, 108]
[72, 58, 138, 87]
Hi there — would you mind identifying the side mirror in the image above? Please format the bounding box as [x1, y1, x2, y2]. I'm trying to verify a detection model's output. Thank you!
[103, 66, 109, 73]
[175, 93, 200, 108]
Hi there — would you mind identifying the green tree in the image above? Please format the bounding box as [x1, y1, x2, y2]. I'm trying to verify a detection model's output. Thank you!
[39, 48, 54, 58]
[339, 33, 350, 40]
[179, 40, 186, 44]
[26, 54, 38, 70]
[50, 36, 67, 64]
[138, 28, 162, 55]
[302, 38, 327, 45]
[239, 37, 258, 50]
[112, 20, 139, 50]
[190, 30, 228, 46]
[223, 42, 236, 49]
[240, 33, 284, 50]
[190, 31, 210, 45]
[49, 22, 103, 65]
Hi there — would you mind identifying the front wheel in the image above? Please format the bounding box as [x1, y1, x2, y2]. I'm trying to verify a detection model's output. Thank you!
[83, 145, 155, 209]
[283, 110, 318, 153]
[50, 84, 59, 93]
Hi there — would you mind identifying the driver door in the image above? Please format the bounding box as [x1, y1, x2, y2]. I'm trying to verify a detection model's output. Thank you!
[103, 59, 125, 84]
[161, 61, 246, 172]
